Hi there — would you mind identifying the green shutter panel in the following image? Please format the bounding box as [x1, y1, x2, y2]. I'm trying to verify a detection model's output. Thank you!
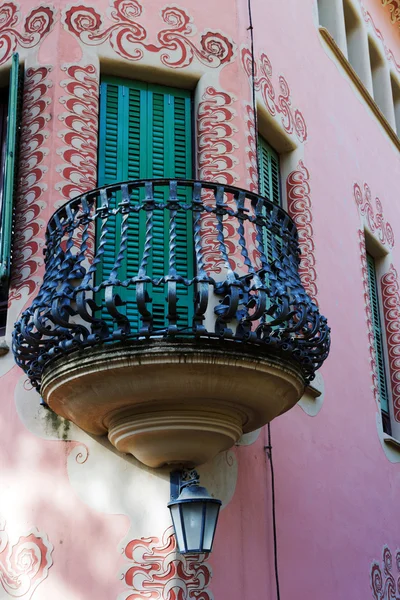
[258, 136, 281, 265]
[146, 88, 193, 328]
[147, 89, 167, 329]
[125, 84, 146, 330]
[97, 78, 193, 332]
[366, 253, 390, 414]
[173, 94, 193, 329]
[0, 53, 22, 281]
[97, 82, 127, 330]
[258, 136, 281, 205]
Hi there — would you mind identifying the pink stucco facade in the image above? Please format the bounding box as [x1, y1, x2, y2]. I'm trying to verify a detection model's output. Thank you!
[1, 0, 400, 598]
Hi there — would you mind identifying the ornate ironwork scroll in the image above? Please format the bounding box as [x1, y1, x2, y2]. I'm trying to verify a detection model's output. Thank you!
[13, 179, 330, 389]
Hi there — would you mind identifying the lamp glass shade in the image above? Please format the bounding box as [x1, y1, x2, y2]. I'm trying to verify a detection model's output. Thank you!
[181, 501, 203, 551]
[170, 504, 186, 551]
[203, 502, 220, 551]
[168, 483, 221, 554]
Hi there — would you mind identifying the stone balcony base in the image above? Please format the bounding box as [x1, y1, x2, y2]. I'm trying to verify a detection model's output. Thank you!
[41, 340, 305, 468]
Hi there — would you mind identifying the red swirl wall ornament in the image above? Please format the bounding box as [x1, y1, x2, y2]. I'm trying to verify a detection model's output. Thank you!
[354, 183, 394, 248]
[123, 526, 213, 600]
[8, 66, 52, 304]
[381, 0, 400, 25]
[371, 545, 400, 600]
[0, 516, 53, 598]
[359, 1, 400, 72]
[0, 3, 55, 65]
[286, 162, 318, 303]
[241, 48, 307, 143]
[381, 265, 400, 422]
[359, 230, 379, 403]
[63, 2, 236, 69]
[57, 64, 99, 200]
[197, 86, 239, 274]
[244, 104, 258, 193]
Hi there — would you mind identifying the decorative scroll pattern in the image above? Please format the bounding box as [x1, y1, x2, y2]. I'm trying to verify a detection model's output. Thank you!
[122, 526, 213, 600]
[359, 1, 400, 72]
[9, 66, 52, 304]
[359, 230, 379, 402]
[13, 179, 330, 388]
[63, 2, 236, 69]
[381, 0, 400, 25]
[197, 86, 239, 273]
[0, 2, 55, 65]
[57, 64, 99, 200]
[354, 183, 394, 248]
[241, 48, 307, 143]
[371, 546, 400, 599]
[286, 162, 318, 303]
[244, 103, 258, 193]
[0, 517, 53, 598]
[381, 266, 400, 422]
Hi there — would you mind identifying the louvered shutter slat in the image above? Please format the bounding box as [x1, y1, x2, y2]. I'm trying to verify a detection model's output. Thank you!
[97, 79, 193, 333]
[366, 253, 390, 414]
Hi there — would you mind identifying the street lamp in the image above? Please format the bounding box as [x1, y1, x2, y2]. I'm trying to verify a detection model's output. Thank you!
[168, 470, 221, 554]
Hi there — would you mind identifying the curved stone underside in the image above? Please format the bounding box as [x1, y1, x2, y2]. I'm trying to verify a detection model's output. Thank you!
[41, 340, 305, 467]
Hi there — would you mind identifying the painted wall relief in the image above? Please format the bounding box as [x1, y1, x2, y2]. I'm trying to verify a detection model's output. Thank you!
[56, 63, 99, 202]
[197, 85, 240, 274]
[62, 2, 236, 69]
[244, 103, 258, 193]
[359, 1, 400, 72]
[9, 66, 52, 306]
[381, 0, 400, 21]
[371, 545, 400, 600]
[0, 3, 55, 66]
[354, 182, 394, 248]
[121, 527, 213, 600]
[0, 516, 53, 598]
[381, 265, 400, 423]
[241, 48, 307, 143]
[381, 0, 400, 26]
[358, 230, 380, 403]
[286, 161, 318, 303]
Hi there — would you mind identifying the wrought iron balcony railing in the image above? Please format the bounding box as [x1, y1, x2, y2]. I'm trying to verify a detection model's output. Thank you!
[13, 178, 330, 390]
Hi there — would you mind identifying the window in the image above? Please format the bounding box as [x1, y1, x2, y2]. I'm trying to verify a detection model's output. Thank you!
[97, 77, 193, 330]
[0, 53, 22, 336]
[368, 37, 393, 123]
[343, 0, 366, 84]
[391, 75, 400, 136]
[366, 252, 391, 435]
[258, 136, 281, 206]
[317, 0, 400, 144]
[258, 135, 281, 268]
[317, 0, 342, 45]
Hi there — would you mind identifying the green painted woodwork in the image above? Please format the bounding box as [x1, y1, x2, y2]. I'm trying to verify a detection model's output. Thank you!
[366, 252, 390, 415]
[97, 77, 193, 330]
[258, 135, 281, 206]
[0, 53, 21, 281]
[258, 135, 281, 264]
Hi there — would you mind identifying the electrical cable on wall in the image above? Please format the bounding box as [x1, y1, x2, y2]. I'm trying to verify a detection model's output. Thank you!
[266, 423, 281, 600]
[248, 3, 281, 595]
[247, 0, 261, 185]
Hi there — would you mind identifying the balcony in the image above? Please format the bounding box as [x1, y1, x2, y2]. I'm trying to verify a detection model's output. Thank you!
[13, 179, 330, 468]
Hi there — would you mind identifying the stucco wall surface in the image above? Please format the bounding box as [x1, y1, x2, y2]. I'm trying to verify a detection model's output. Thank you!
[0, 0, 400, 598]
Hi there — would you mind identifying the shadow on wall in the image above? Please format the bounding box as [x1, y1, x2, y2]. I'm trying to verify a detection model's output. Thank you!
[1, 374, 239, 598]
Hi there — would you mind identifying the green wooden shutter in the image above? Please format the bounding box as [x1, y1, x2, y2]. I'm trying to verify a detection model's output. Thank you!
[97, 78, 193, 332]
[0, 53, 22, 281]
[258, 135, 281, 265]
[258, 136, 281, 205]
[366, 253, 390, 415]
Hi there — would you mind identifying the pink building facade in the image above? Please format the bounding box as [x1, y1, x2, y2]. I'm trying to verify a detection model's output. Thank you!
[0, 0, 399, 598]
